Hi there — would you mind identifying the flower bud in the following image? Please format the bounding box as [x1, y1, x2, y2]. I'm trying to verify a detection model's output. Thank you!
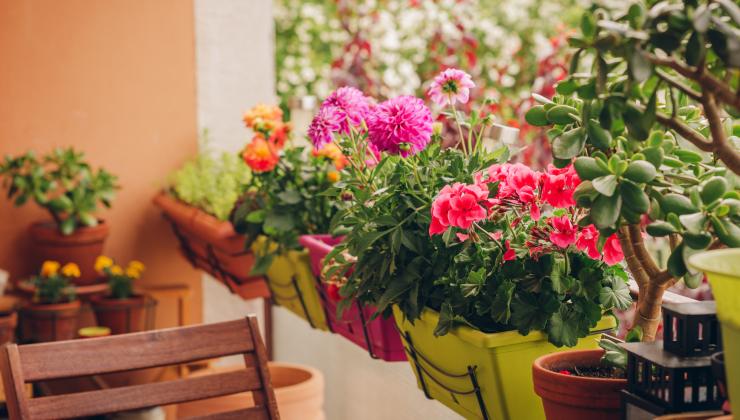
[341, 191, 354, 201]
[398, 142, 412, 152]
[432, 122, 443, 136]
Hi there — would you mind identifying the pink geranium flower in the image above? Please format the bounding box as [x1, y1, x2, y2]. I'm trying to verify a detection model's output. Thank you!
[503, 240, 516, 261]
[367, 96, 433, 157]
[576, 224, 601, 259]
[321, 86, 373, 135]
[429, 182, 490, 235]
[603, 233, 624, 265]
[507, 163, 541, 219]
[541, 164, 580, 208]
[548, 215, 578, 248]
[308, 105, 343, 148]
[428, 68, 475, 107]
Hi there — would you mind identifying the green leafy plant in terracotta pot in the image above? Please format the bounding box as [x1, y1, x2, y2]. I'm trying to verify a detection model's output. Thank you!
[90, 256, 148, 335]
[22, 260, 80, 342]
[0, 148, 118, 285]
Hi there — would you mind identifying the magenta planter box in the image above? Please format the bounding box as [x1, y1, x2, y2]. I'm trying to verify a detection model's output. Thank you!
[299, 234, 406, 362]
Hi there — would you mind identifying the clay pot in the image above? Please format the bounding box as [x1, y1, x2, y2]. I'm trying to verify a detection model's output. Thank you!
[29, 221, 109, 285]
[21, 300, 81, 342]
[91, 295, 148, 335]
[177, 362, 325, 420]
[533, 349, 627, 420]
[0, 312, 18, 344]
[152, 193, 269, 299]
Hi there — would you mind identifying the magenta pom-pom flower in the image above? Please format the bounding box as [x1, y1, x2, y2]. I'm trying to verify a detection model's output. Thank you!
[367, 95, 433, 157]
[427, 68, 475, 107]
[321, 86, 373, 135]
[308, 105, 343, 148]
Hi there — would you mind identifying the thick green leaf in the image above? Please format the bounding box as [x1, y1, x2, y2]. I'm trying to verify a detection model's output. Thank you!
[662, 193, 699, 215]
[574, 157, 610, 180]
[593, 175, 618, 197]
[700, 177, 729, 204]
[546, 105, 579, 125]
[592, 193, 622, 229]
[679, 212, 706, 233]
[587, 119, 613, 150]
[667, 243, 688, 277]
[620, 180, 650, 214]
[711, 216, 740, 247]
[525, 106, 549, 126]
[552, 128, 586, 160]
[623, 160, 657, 183]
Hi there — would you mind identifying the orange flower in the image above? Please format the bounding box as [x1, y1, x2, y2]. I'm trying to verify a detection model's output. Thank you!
[243, 104, 283, 129]
[242, 136, 279, 173]
[267, 122, 292, 150]
[312, 143, 348, 170]
[327, 171, 340, 183]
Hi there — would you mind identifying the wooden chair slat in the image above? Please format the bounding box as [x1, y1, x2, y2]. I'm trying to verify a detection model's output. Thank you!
[18, 319, 253, 381]
[187, 406, 270, 420]
[26, 368, 261, 419]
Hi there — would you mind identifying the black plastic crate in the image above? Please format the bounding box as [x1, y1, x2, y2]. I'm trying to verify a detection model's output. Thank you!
[621, 341, 722, 413]
[663, 301, 721, 357]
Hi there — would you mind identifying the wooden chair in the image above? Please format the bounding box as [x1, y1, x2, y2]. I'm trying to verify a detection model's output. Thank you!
[0, 317, 279, 419]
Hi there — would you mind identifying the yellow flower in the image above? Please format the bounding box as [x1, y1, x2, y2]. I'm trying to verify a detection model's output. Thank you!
[94, 255, 114, 273]
[128, 260, 145, 273]
[110, 265, 124, 276]
[60, 263, 81, 278]
[40, 261, 60, 277]
[327, 171, 340, 183]
[125, 267, 141, 279]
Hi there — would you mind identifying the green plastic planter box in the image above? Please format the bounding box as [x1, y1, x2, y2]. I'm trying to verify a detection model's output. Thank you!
[264, 248, 329, 331]
[393, 306, 616, 420]
[689, 248, 740, 414]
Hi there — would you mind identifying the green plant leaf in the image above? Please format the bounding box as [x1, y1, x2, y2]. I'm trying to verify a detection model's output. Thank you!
[700, 176, 729, 204]
[620, 180, 650, 214]
[524, 106, 549, 126]
[623, 160, 657, 183]
[574, 157, 610, 180]
[586, 119, 612, 150]
[592, 193, 622, 229]
[646, 220, 677, 236]
[546, 105, 579, 125]
[59, 218, 76, 236]
[667, 242, 688, 277]
[552, 128, 586, 160]
[662, 193, 699, 215]
[592, 175, 618, 197]
[599, 279, 632, 310]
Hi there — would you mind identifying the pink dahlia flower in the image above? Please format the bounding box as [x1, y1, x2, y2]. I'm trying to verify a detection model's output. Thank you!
[308, 105, 343, 148]
[576, 224, 601, 259]
[429, 182, 490, 235]
[367, 96, 433, 157]
[541, 164, 580, 208]
[321, 86, 373, 134]
[548, 215, 578, 249]
[428, 68, 475, 107]
[603, 233, 624, 265]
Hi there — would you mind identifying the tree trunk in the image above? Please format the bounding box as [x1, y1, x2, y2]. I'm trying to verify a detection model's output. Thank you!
[635, 281, 667, 341]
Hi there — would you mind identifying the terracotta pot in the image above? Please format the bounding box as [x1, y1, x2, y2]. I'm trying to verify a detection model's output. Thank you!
[91, 295, 148, 335]
[176, 362, 325, 420]
[29, 221, 109, 285]
[0, 312, 18, 344]
[533, 349, 627, 420]
[152, 193, 268, 299]
[21, 300, 81, 342]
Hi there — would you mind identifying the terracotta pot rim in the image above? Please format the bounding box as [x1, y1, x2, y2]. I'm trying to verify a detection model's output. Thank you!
[91, 294, 146, 305]
[153, 193, 241, 243]
[24, 299, 81, 311]
[29, 219, 109, 243]
[267, 362, 323, 401]
[533, 349, 626, 386]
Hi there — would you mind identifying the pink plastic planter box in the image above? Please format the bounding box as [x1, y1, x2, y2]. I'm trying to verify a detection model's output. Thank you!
[299, 234, 406, 362]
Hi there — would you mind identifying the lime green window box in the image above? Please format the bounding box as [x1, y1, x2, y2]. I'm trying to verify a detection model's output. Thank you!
[393, 306, 616, 420]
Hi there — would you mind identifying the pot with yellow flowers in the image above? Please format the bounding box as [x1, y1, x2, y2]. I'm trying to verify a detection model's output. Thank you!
[21, 261, 81, 342]
[90, 256, 149, 335]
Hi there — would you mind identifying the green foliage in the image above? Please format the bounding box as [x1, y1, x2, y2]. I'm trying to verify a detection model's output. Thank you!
[33, 273, 76, 304]
[231, 147, 344, 274]
[0, 148, 118, 235]
[170, 143, 252, 221]
[527, 0, 740, 289]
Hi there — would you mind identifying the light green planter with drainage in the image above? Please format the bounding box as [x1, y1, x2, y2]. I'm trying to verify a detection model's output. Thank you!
[393, 306, 616, 420]
[258, 238, 328, 331]
[689, 248, 740, 413]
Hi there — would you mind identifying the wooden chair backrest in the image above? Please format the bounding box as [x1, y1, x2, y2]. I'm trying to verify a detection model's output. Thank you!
[0, 317, 279, 420]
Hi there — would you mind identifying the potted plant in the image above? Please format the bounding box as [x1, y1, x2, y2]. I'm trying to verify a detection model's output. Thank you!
[524, 0, 739, 343]
[310, 69, 626, 419]
[533, 344, 627, 420]
[230, 118, 347, 331]
[0, 148, 118, 285]
[90, 256, 148, 335]
[153, 129, 266, 299]
[21, 260, 81, 342]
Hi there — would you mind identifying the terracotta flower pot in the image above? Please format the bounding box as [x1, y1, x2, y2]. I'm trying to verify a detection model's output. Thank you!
[533, 349, 627, 420]
[91, 295, 148, 335]
[177, 362, 325, 420]
[0, 312, 18, 345]
[29, 221, 109, 285]
[152, 193, 269, 300]
[21, 300, 81, 342]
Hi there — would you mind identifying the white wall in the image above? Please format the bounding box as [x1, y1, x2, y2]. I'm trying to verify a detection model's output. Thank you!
[194, 1, 458, 418]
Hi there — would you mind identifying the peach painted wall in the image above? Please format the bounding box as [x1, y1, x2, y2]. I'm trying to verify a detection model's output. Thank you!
[0, 0, 202, 322]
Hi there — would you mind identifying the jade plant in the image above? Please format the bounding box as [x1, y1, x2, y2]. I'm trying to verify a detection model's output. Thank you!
[0, 148, 118, 235]
[169, 131, 252, 221]
[33, 261, 78, 304]
[525, 0, 739, 340]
